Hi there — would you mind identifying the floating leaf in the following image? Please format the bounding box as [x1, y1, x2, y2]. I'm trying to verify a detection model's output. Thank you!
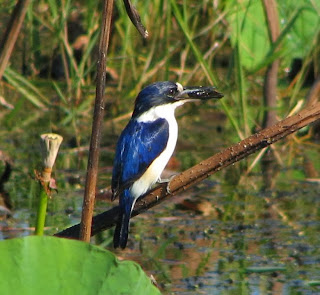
[306, 281, 320, 286]
[246, 266, 286, 273]
[0, 236, 160, 295]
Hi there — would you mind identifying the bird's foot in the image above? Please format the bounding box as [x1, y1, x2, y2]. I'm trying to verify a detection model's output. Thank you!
[157, 175, 176, 194]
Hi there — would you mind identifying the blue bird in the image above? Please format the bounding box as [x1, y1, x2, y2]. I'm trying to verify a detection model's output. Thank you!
[112, 81, 223, 249]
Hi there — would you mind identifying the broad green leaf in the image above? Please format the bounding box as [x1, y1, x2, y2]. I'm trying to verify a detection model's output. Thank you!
[0, 236, 160, 295]
[226, 0, 270, 70]
[280, 2, 320, 59]
[225, 0, 320, 70]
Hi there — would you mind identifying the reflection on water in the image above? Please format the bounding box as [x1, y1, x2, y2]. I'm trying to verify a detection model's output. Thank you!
[1, 164, 320, 294]
[0, 105, 319, 294]
[107, 176, 320, 294]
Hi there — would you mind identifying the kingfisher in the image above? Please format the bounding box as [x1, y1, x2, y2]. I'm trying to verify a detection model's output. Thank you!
[112, 81, 223, 249]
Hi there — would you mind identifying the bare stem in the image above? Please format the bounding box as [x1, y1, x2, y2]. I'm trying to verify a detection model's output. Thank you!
[262, 0, 280, 128]
[79, 0, 115, 242]
[0, 0, 31, 80]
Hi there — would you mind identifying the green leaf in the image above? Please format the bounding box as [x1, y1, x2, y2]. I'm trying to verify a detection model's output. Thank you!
[4, 67, 49, 108]
[280, 2, 320, 59]
[226, 0, 269, 70]
[0, 236, 160, 295]
[246, 266, 286, 273]
[225, 0, 320, 70]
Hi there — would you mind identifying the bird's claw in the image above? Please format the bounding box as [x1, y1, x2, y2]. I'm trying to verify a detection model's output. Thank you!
[157, 175, 176, 194]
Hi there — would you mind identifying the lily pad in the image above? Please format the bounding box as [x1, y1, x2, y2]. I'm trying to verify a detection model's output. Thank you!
[0, 236, 160, 295]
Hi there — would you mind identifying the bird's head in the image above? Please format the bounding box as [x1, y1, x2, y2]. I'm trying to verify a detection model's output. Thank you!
[132, 81, 223, 118]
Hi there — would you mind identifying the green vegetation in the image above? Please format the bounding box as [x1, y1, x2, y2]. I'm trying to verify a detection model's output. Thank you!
[0, 236, 160, 294]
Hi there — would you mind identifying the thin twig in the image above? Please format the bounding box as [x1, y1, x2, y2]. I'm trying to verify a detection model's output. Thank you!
[56, 102, 320, 239]
[123, 0, 149, 38]
[0, 0, 31, 80]
[79, 0, 115, 242]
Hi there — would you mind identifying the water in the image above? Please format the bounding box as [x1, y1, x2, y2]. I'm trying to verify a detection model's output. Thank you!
[3, 168, 319, 293]
[0, 95, 319, 294]
[108, 178, 320, 294]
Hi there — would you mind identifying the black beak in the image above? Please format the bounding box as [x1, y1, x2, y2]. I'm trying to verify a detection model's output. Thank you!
[175, 86, 224, 101]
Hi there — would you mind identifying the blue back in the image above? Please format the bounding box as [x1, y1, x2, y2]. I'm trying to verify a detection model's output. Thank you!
[112, 117, 169, 198]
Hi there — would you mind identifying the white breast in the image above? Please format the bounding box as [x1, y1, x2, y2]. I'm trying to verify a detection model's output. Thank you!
[130, 102, 184, 199]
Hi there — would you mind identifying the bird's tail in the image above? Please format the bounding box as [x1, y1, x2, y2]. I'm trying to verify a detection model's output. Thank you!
[113, 190, 134, 249]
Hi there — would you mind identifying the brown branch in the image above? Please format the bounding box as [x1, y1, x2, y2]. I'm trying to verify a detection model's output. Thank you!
[123, 0, 149, 38]
[56, 102, 320, 239]
[79, 0, 115, 242]
[0, 0, 31, 80]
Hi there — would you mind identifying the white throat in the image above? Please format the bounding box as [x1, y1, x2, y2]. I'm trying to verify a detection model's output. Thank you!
[136, 101, 185, 123]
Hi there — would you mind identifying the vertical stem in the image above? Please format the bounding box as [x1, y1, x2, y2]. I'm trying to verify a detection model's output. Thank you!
[79, 0, 114, 242]
[261, 0, 280, 128]
[0, 0, 31, 80]
[235, 3, 248, 138]
[35, 184, 48, 235]
[164, 0, 172, 80]
[37, 134, 62, 236]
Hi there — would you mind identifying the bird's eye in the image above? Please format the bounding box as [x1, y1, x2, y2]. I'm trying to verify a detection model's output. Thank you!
[168, 88, 177, 96]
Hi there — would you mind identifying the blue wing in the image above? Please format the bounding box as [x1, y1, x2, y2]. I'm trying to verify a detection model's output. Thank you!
[111, 117, 169, 199]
